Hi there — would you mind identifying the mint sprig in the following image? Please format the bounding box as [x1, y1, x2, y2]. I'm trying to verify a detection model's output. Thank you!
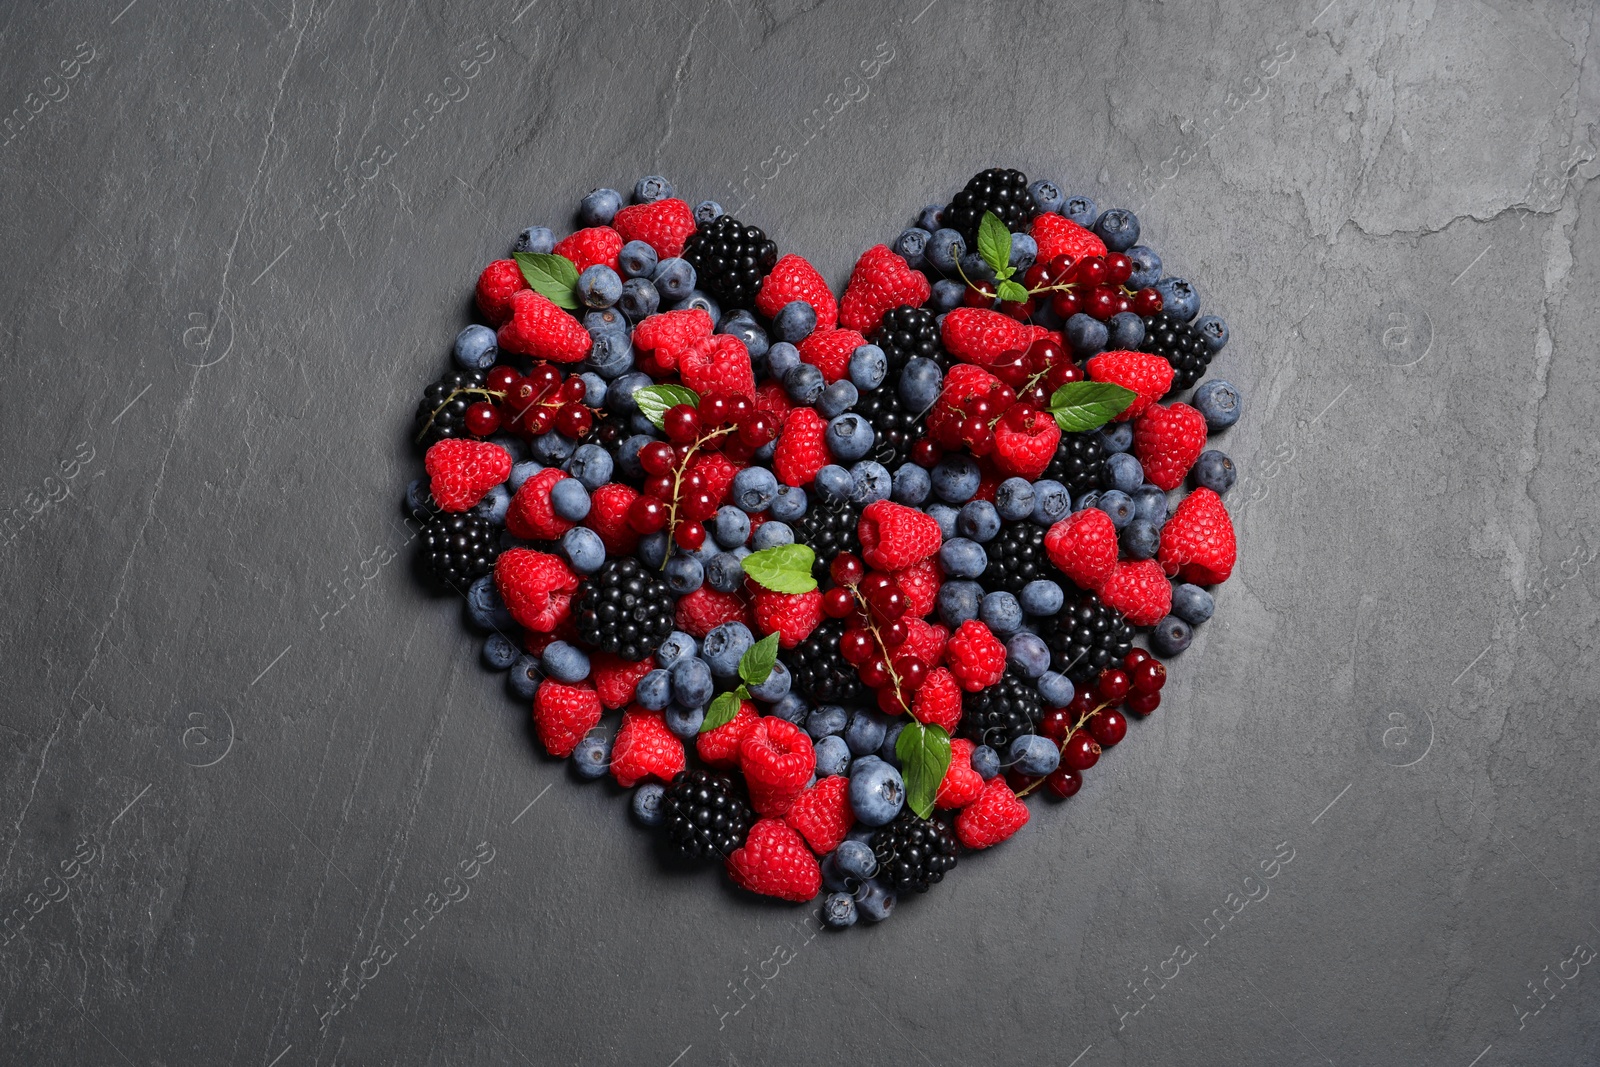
[896, 721, 952, 819]
[702, 690, 744, 733]
[975, 210, 1027, 303]
[698, 631, 782, 733]
[513, 252, 580, 310]
[740, 544, 817, 594]
[634, 384, 699, 431]
[1047, 381, 1138, 433]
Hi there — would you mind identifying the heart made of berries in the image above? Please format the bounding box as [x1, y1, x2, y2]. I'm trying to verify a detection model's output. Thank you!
[405, 168, 1242, 928]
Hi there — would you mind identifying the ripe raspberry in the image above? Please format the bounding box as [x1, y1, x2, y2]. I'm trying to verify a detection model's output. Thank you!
[611, 198, 696, 258]
[584, 482, 642, 556]
[679, 334, 755, 400]
[1158, 487, 1236, 585]
[531, 681, 602, 757]
[424, 438, 512, 512]
[783, 775, 854, 854]
[675, 586, 752, 638]
[497, 289, 592, 363]
[632, 307, 713, 371]
[753, 380, 792, 423]
[696, 699, 759, 769]
[1030, 213, 1108, 265]
[689, 451, 742, 509]
[992, 406, 1062, 480]
[591, 653, 656, 710]
[754, 253, 838, 331]
[1086, 350, 1174, 422]
[753, 588, 824, 649]
[610, 707, 686, 788]
[1133, 402, 1208, 491]
[955, 776, 1030, 849]
[475, 259, 528, 326]
[505, 466, 574, 540]
[1097, 559, 1172, 627]
[940, 307, 1034, 369]
[798, 328, 869, 384]
[837, 244, 932, 335]
[945, 619, 1007, 691]
[1044, 508, 1119, 591]
[911, 666, 963, 733]
[773, 407, 830, 488]
[858, 500, 942, 571]
[726, 817, 822, 903]
[739, 716, 816, 817]
[936, 737, 985, 810]
[495, 549, 580, 632]
[899, 617, 948, 670]
[551, 226, 623, 273]
[893, 558, 943, 618]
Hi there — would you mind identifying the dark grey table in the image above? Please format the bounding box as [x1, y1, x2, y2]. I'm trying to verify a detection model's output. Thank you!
[3, 1, 1596, 1063]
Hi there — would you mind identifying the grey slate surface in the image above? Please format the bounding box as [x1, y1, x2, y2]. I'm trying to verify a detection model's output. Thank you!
[2, 0, 1598, 1063]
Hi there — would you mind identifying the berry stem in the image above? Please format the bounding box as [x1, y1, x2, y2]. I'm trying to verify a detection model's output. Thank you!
[1013, 699, 1111, 799]
[848, 586, 907, 711]
[659, 425, 733, 570]
[414, 387, 506, 444]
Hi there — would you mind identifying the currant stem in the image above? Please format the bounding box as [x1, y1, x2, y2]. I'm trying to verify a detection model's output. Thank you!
[1013, 699, 1110, 798]
[659, 424, 734, 570]
[414, 387, 506, 444]
[848, 586, 906, 711]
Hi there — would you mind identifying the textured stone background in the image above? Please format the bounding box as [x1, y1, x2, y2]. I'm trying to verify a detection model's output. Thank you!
[2, 0, 1597, 1064]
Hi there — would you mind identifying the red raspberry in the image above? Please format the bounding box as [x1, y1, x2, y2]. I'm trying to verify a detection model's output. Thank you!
[899, 617, 948, 670]
[1158, 487, 1236, 585]
[584, 482, 641, 556]
[1133, 402, 1208, 491]
[475, 259, 527, 326]
[941, 307, 1034, 369]
[783, 775, 854, 854]
[551, 226, 622, 273]
[893, 558, 943, 618]
[530, 680, 601, 757]
[754, 253, 838, 331]
[945, 620, 1006, 691]
[858, 500, 942, 571]
[911, 666, 963, 733]
[695, 699, 759, 769]
[689, 451, 742, 509]
[753, 380, 792, 423]
[497, 289, 591, 363]
[927, 363, 1005, 443]
[1044, 508, 1119, 591]
[798, 328, 868, 384]
[752, 588, 824, 649]
[936, 737, 985, 810]
[1086, 350, 1174, 422]
[495, 549, 579, 632]
[1098, 559, 1172, 627]
[955, 776, 1030, 849]
[992, 406, 1063, 480]
[591, 653, 655, 710]
[610, 707, 685, 788]
[726, 817, 822, 903]
[772, 407, 830, 488]
[675, 586, 751, 638]
[1030, 213, 1107, 265]
[424, 438, 511, 512]
[505, 466, 574, 541]
[837, 244, 932, 334]
[678, 333, 756, 401]
[739, 716, 816, 816]
[611, 198, 696, 258]
[632, 307, 713, 371]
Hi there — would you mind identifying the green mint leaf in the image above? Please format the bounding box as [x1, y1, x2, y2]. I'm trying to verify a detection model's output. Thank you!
[1048, 381, 1139, 433]
[700, 687, 748, 733]
[976, 211, 1013, 277]
[740, 544, 818, 594]
[996, 279, 1030, 304]
[896, 721, 952, 820]
[513, 252, 580, 310]
[633, 384, 700, 431]
[739, 632, 780, 687]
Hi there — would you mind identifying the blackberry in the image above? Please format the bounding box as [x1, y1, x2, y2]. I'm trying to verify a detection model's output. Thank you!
[870, 812, 958, 894]
[980, 522, 1047, 596]
[1047, 592, 1134, 685]
[1140, 311, 1212, 391]
[681, 214, 778, 310]
[1043, 430, 1105, 498]
[572, 557, 676, 662]
[791, 501, 860, 580]
[660, 770, 755, 861]
[415, 367, 489, 447]
[418, 512, 501, 588]
[942, 167, 1032, 244]
[785, 618, 865, 705]
[872, 305, 944, 376]
[856, 386, 920, 470]
[958, 667, 1041, 750]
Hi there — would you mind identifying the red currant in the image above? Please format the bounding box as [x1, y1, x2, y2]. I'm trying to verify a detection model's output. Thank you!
[555, 403, 592, 438]
[1124, 647, 1151, 669]
[1040, 706, 1073, 743]
[841, 629, 874, 665]
[738, 415, 773, 447]
[662, 404, 701, 444]
[1125, 690, 1161, 716]
[859, 658, 889, 688]
[1047, 254, 1075, 277]
[1062, 731, 1101, 772]
[683, 490, 717, 521]
[823, 587, 855, 618]
[1096, 667, 1131, 704]
[1133, 287, 1164, 316]
[1046, 766, 1083, 799]
[703, 395, 732, 427]
[1130, 659, 1167, 695]
[486, 366, 520, 394]
[912, 439, 944, 468]
[1023, 263, 1052, 290]
[998, 298, 1035, 321]
[525, 406, 555, 435]
[674, 521, 706, 551]
[558, 377, 587, 404]
[505, 379, 538, 412]
[1067, 689, 1095, 716]
[627, 497, 666, 534]
[464, 401, 501, 436]
[1085, 285, 1120, 321]
[867, 588, 907, 623]
[1074, 257, 1108, 287]
[1006, 770, 1041, 794]
[879, 620, 908, 648]
[1089, 709, 1128, 748]
[830, 553, 864, 587]
[894, 657, 926, 690]
[528, 365, 560, 391]
[962, 281, 997, 308]
[1105, 252, 1133, 286]
[640, 441, 675, 476]
[1051, 290, 1082, 319]
[642, 475, 672, 500]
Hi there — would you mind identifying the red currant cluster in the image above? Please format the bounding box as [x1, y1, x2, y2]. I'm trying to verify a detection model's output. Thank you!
[818, 553, 927, 716]
[630, 399, 779, 552]
[475, 365, 596, 439]
[920, 334, 1084, 461]
[968, 252, 1165, 323]
[1020, 649, 1169, 799]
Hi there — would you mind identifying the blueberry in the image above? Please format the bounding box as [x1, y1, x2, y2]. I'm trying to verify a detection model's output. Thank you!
[618, 239, 658, 278]
[1031, 479, 1072, 524]
[541, 641, 591, 685]
[634, 668, 673, 710]
[692, 199, 723, 225]
[1194, 314, 1228, 354]
[1154, 277, 1199, 322]
[771, 692, 810, 725]
[651, 257, 696, 300]
[531, 431, 575, 466]
[848, 344, 888, 392]
[814, 735, 851, 778]
[1009, 233, 1038, 270]
[577, 373, 607, 408]
[513, 225, 556, 255]
[673, 289, 719, 323]
[766, 341, 801, 382]
[1073, 490, 1102, 513]
[770, 299, 817, 343]
[1107, 310, 1146, 350]
[472, 484, 510, 526]
[784, 362, 825, 405]
[751, 520, 794, 550]
[929, 279, 966, 313]
[878, 722, 904, 767]
[580, 187, 623, 225]
[807, 705, 849, 740]
[1019, 579, 1064, 617]
[769, 485, 808, 522]
[543, 478, 587, 523]
[660, 702, 703, 741]
[1029, 179, 1064, 214]
[959, 251, 996, 282]
[704, 506, 746, 551]
[855, 879, 897, 922]
[453, 324, 498, 371]
[957, 500, 1001, 542]
[827, 414, 875, 462]
[1103, 452, 1144, 493]
[633, 175, 673, 203]
[1193, 380, 1241, 430]
[571, 729, 612, 780]
[1037, 671, 1075, 707]
[980, 591, 1023, 635]
[1151, 615, 1194, 656]
[1171, 583, 1215, 625]
[818, 381, 860, 420]
[585, 330, 635, 379]
[1192, 450, 1236, 495]
[1121, 519, 1161, 559]
[822, 891, 859, 928]
[481, 633, 518, 671]
[810, 464, 850, 505]
[467, 576, 515, 630]
[1126, 245, 1162, 289]
[632, 782, 666, 825]
[559, 527, 606, 574]
[637, 531, 670, 569]
[916, 204, 944, 231]
[891, 463, 931, 506]
[1009, 734, 1061, 776]
[749, 660, 791, 703]
[971, 745, 1001, 780]
[849, 461, 892, 504]
[1131, 484, 1168, 526]
[1099, 422, 1134, 453]
[664, 553, 704, 594]
[702, 551, 745, 593]
[849, 757, 905, 826]
[1066, 313, 1109, 355]
[899, 357, 943, 413]
[893, 227, 928, 269]
[937, 579, 984, 627]
[503, 462, 540, 496]
[939, 538, 988, 579]
[994, 478, 1036, 522]
[577, 264, 623, 308]
[718, 314, 769, 360]
[585, 307, 629, 335]
[1098, 489, 1136, 529]
[702, 622, 754, 679]
[1092, 208, 1140, 252]
[507, 654, 543, 701]
[405, 478, 438, 518]
[719, 466, 773, 515]
[618, 277, 660, 321]
[1060, 195, 1097, 227]
[925, 503, 959, 540]
[932, 454, 981, 503]
[845, 709, 889, 757]
[670, 655, 714, 707]
[655, 631, 699, 670]
[925, 228, 966, 274]
[487, 435, 525, 464]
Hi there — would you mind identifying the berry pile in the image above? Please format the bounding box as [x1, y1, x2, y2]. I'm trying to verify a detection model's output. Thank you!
[405, 169, 1244, 930]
